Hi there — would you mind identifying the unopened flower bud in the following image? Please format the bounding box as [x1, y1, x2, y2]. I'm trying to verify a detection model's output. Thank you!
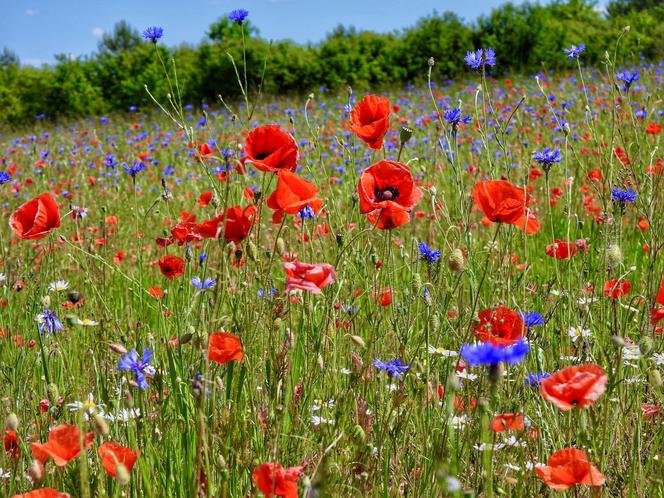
[351, 424, 366, 442]
[115, 463, 131, 485]
[276, 237, 286, 256]
[41, 295, 51, 308]
[448, 248, 465, 273]
[350, 335, 365, 348]
[94, 413, 109, 436]
[246, 241, 258, 261]
[649, 369, 662, 388]
[607, 244, 622, 268]
[5, 413, 19, 431]
[639, 337, 654, 356]
[28, 459, 45, 484]
[110, 343, 128, 355]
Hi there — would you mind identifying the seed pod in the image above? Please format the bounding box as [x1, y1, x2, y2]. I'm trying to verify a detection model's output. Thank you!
[276, 237, 286, 256]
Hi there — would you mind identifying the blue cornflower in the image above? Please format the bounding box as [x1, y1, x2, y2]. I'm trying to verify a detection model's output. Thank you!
[611, 187, 637, 204]
[199, 253, 208, 265]
[36, 309, 64, 334]
[524, 372, 551, 387]
[257, 288, 277, 298]
[0, 171, 11, 184]
[298, 205, 316, 219]
[191, 276, 216, 290]
[464, 48, 496, 70]
[104, 154, 117, 168]
[143, 26, 164, 43]
[532, 148, 562, 168]
[228, 9, 249, 24]
[117, 348, 155, 389]
[616, 71, 639, 91]
[563, 44, 585, 60]
[418, 242, 442, 265]
[460, 340, 529, 367]
[521, 311, 545, 328]
[373, 358, 410, 380]
[443, 108, 472, 128]
[122, 161, 146, 178]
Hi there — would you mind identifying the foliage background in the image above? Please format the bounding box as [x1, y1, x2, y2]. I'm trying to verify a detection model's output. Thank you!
[0, 0, 662, 126]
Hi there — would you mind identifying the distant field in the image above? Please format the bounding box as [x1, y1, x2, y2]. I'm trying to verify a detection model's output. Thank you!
[0, 53, 662, 497]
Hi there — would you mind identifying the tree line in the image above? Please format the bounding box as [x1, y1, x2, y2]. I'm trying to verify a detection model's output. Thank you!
[0, 0, 661, 126]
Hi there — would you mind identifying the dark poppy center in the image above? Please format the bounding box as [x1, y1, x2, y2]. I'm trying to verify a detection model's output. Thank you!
[255, 152, 270, 160]
[375, 186, 399, 201]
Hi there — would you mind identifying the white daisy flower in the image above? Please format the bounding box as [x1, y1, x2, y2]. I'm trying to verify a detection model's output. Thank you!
[651, 353, 664, 365]
[568, 326, 592, 343]
[48, 280, 70, 292]
[428, 345, 459, 357]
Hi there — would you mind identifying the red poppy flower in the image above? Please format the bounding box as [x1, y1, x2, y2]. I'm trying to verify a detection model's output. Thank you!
[9, 193, 61, 240]
[158, 255, 185, 280]
[170, 221, 202, 245]
[490, 413, 524, 432]
[198, 191, 213, 206]
[374, 288, 393, 307]
[12, 488, 71, 498]
[4, 430, 19, 459]
[266, 170, 323, 224]
[471, 180, 541, 234]
[148, 286, 165, 299]
[650, 279, 664, 326]
[284, 261, 337, 295]
[587, 169, 602, 182]
[474, 306, 525, 346]
[221, 205, 256, 244]
[540, 364, 608, 411]
[253, 462, 303, 498]
[30, 424, 94, 467]
[243, 125, 298, 173]
[646, 123, 661, 135]
[535, 448, 605, 491]
[357, 160, 423, 230]
[546, 240, 579, 259]
[98, 441, 139, 478]
[208, 332, 244, 364]
[349, 95, 391, 149]
[603, 278, 631, 299]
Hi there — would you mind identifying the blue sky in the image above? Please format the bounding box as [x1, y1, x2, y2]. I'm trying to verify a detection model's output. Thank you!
[1, 0, 608, 66]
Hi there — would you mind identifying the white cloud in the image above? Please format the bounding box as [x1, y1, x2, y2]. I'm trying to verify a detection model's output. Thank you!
[25, 8, 39, 16]
[92, 27, 105, 39]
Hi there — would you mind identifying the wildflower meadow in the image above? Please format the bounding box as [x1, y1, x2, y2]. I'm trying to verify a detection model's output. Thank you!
[1, 6, 664, 498]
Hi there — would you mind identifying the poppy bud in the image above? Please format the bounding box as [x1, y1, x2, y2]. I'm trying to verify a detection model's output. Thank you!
[179, 333, 193, 345]
[247, 241, 258, 261]
[412, 273, 422, 290]
[351, 424, 366, 442]
[110, 343, 128, 355]
[94, 413, 109, 436]
[5, 413, 19, 431]
[276, 238, 286, 256]
[448, 248, 465, 273]
[649, 369, 662, 388]
[639, 337, 653, 356]
[317, 354, 324, 370]
[351, 191, 359, 204]
[115, 463, 131, 485]
[350, 335, 365, 348]
[607, 244, 622, 268]
[611, 335, 627, 347]
[335, 232, 343, 247]
[431, 312, 440, 331]
[47, 383, 59, 404]
[41, 295, 51, 308]
[428, 57, 435, 67]
[28, 459, 45, 484]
